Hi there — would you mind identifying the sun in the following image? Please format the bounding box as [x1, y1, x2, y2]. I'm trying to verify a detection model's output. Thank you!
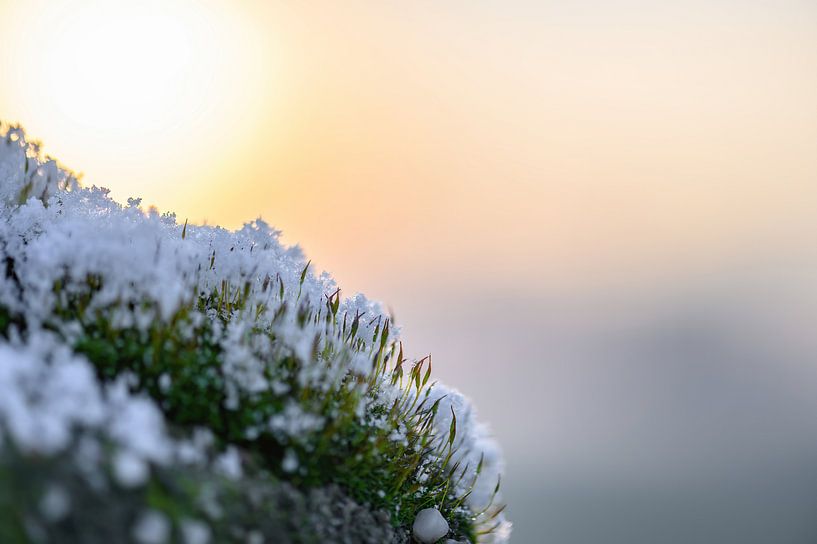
[0, 0, 275, 206]
[41, 2, 200, 136]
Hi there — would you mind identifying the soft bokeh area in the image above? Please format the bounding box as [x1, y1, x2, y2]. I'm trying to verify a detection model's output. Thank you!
[2, 1, 817, 542]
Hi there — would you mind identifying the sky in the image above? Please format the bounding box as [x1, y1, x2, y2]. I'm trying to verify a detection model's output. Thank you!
[2, 1, 817, 542]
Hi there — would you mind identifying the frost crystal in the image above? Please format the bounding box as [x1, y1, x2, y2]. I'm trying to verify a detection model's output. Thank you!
[113, 449, 150, 487]
[132, 510, 171, 544]
[180, 518, 212, 544]
[282, 449, 299, 473]
[0, 125, 510, 542]
[39, 485, 70, 522]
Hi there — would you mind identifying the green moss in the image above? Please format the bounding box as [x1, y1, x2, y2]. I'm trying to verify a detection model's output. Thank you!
[0, 261, 486, 542]
[0, 440, 411, 544]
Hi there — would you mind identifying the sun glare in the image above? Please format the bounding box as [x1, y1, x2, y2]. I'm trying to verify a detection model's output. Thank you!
[43, 4, 196, 134]
[1, 0, 274, 206]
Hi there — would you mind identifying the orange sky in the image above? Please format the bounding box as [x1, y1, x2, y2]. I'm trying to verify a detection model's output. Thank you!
[1, 0, 816, 300]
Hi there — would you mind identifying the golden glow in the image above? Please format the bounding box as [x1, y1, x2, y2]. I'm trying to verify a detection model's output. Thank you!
[0, 0, 276, 215]
[1, 1, 816, 297]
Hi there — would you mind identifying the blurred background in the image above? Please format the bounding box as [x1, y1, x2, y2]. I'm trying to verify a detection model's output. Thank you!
[2, 1, 817, 542]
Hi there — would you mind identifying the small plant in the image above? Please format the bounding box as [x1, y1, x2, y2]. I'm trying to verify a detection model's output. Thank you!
[0, 123, 510, 543]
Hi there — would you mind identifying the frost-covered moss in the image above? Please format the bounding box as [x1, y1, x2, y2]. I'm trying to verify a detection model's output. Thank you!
[0, 442, 415, 544]
[0, 123, 510, 543]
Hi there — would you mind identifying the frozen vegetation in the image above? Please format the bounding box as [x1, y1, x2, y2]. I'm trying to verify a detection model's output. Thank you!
[0, 124, 510, 543]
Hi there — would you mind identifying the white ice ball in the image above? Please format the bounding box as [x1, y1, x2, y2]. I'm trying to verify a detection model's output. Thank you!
[412, 508, 449, 543]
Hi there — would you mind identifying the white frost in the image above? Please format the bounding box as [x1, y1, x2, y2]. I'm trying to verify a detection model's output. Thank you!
[214, 446, 243, 480]
[39, 484, 70, 522]
[0, 125, 510, 542]
[132, 510, 171, 544]
[181, 518, 212, 544]
[113, 449, 150, 488]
